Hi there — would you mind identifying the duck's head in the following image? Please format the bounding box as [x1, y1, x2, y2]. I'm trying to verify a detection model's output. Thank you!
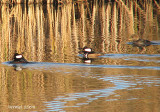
[129, 34, 140, 41]
[14, 53, 23, 60]
[13, 53, 28, 63]
[82, 47, 92, 53]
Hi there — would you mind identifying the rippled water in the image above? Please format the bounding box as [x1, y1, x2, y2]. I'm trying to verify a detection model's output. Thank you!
[3, 53, 160, 70]
[0, 1, 160, 112]
[1, 52, 160, 111]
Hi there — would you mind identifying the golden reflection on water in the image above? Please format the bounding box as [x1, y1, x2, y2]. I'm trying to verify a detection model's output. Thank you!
[0, 65, 114, 111]
[0, 1, 160, 112]
[0, 1, 160, 63]
[0, 65, 159, 111]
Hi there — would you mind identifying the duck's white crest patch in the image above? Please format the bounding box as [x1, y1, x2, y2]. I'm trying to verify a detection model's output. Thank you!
[16, 55, 22, 59]
[84, 48, 91, 52]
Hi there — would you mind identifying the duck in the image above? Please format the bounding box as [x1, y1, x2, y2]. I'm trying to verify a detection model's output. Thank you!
[12, 53, 28, 64]
[130, 34, 152, 47]
[81, 47, 103, 58]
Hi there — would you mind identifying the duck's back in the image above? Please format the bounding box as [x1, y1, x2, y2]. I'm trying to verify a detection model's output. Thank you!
[133, 39, 151, 46]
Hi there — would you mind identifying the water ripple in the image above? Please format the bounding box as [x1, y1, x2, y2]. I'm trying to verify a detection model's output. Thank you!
[102, 54, 160, 58]
[2, 61, 160, 70]
[44, 75, 160, 111]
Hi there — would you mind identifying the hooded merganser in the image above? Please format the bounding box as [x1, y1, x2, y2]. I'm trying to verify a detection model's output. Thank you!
[12, 53, 28, 63]
[82, 47, 103, 58]
[130, 34, 152, 47]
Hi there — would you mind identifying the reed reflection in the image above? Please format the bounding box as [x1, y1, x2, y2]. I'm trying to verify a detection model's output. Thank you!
[0, 1, 160, 63]
[0, 64, 114, 111]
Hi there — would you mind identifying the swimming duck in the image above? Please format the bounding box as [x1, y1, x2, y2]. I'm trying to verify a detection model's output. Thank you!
[12, 53, 28, 63]
[130, 34, 152, 47]
[82, 47, 103, 58]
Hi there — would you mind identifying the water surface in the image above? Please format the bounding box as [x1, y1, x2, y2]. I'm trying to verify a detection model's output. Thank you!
[0, 1, 160, 112]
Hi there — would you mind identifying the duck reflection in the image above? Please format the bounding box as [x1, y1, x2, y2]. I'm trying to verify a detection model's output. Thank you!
[81, 58, 93, 64]
[13, 65, 23, 71]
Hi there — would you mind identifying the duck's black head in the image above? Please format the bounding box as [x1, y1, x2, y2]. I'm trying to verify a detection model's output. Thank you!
[130, 34, 139, 41]
[13, 53, 28, 63]
[82, 47, 92, 53]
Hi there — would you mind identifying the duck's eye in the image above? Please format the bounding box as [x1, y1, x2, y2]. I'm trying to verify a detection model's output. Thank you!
[16, 55, 22, 59]
[84, 48, 91, 52]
